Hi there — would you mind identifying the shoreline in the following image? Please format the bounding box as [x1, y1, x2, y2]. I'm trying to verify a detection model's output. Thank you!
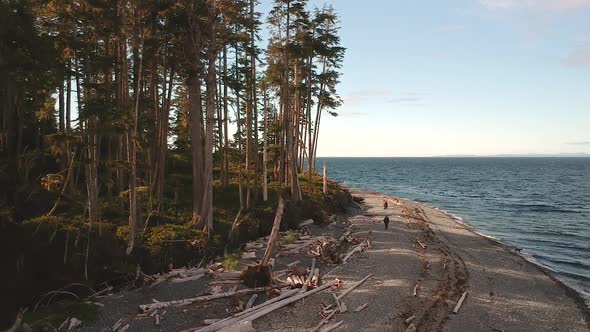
[355, 187, 590, 310]
[349, 187, 590, 330]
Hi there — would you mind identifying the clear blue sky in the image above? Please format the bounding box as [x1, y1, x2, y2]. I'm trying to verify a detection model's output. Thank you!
[264, 0, 590, 157]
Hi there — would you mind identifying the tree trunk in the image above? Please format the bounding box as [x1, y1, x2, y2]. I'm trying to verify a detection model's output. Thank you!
[222, 45, 229, 188]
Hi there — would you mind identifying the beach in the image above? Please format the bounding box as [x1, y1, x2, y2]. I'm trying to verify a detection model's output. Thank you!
[256, 188, 590, 331]
[81, 188, 590, 331]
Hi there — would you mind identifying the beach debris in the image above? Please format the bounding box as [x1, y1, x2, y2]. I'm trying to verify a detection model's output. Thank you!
[242, 198, 285, 288]
[299, 219, 314, 228]
[118, 324, 130, 332]
[313, 308, 340, 331]
[194, 280, 338, 332]
[342, 240, 369, 264]
[111, 318, 123, 331]
[241, 252, 256, 259]
[453, 291, 468, 314]
[287, 260, 300, 267]
[320, 320, 344, 332]
[332, 293, 342, 312]
[404, 323, 417, 332]
[154, 314, 160, 326]
[245, 294, 258, 309]
[413, 285, 418, 297]
[416, 240, 427, 249]
[337, 273, 372, 300]
[138, 286, 273, 313]
[404, 315, 416, 324]
[354, 303, 368, 312]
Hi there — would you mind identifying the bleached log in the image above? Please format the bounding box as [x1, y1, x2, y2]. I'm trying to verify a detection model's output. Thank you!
[171, 274, 205, 284]
[233, 289, 299, 318]
[320, 320, 343, 332]
[241, 252, 256, 259]
[67, 317, 82, 331]
[332, 293, 342, 312]
[154, 315, 160, 326]
[261, 197, 285, 266]
[139, 286, 272, 312]
[416, 241, 426, 249]
[196, 281, 337, 332]
[300, 259, 316, 293]
[118, 324, 130, 332]
[453, 291, 468, 314]
[404, 323, 416, 332]
[149, 310, 159, 317]
[336, 273, 372, 300]
[354, 303, 368, 312]
[112, 318, 123, 331]
[404, 315, 415, 324]
[287, 260, 300, 267]
[311, 268, 320, 286]
[298, 219, 314, 228]
[413, 285, 418, 297]
[202, 319, 221, 325]
[245, 294, 258, 309]
[342, 241, 366, 264]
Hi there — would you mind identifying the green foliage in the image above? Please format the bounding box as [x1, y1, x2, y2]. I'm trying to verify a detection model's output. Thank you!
[145, 224, 206, 251]
[279, 230, 299, 245]
[221, 253, 240, 271]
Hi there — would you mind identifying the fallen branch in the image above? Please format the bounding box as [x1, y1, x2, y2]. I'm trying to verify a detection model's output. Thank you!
[413, 285, 418, 297]
[453, 291, 468, 314]
[139, 286, 272, 313]
[245, 294, 258, 309]
[404, 315, 416, 324]
[313, 308, 339, 332]
[196, 280, 337, 332]
[354, 303, 368, 312]
[416, 240, 427, 249]
[337, 274, 372, 300]
[261, 197, 285, 266]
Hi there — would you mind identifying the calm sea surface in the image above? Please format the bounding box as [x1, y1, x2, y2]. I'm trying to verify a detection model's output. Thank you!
[317, 157, 590, 302]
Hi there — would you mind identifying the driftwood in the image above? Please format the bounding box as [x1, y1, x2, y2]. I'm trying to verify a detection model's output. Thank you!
[261, 197, 285, 266]
[416, 240, 427, 249]
[453, 291, 468, 314]
[112, 318, 123, 331]
[171, 274, 205, 284]
[233, 289, 299, 318]
[218, 320, 254, 332]
[118, 324, 130, 332]
[354, 303, 368, 312]
[313, 308, 339, 331]
[413, 285, 418, 297]
[196, 281, 337, 332]
[139, 286, 272, 312]
[342, 241, 368, 264]
[404, 315, 416, 324]
[202, 319, 221, 325]
[241, 252, 256, 259]
[337, 273, 372, 300]
[404, 323, 417, 332]
[245, 294, 258, 309]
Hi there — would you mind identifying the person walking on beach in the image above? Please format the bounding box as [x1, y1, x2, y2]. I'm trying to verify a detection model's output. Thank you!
[382, 199, 388, 209]
[383, 215, 390, 230]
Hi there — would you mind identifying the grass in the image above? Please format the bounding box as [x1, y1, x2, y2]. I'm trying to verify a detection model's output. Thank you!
[221, 253, 240, 271]
[279, 230, 300, 245]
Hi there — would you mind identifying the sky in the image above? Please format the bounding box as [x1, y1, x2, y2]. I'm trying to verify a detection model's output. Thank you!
[272, 0, 590, 157]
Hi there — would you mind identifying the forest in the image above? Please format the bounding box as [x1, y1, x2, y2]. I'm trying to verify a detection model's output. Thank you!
[0, 0, 347, 325]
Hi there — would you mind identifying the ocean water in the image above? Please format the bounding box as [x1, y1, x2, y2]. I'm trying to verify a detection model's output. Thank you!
[317, 157, 590, 302]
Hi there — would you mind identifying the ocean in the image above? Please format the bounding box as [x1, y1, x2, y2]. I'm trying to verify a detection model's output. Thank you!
[317, 157, 590, 303]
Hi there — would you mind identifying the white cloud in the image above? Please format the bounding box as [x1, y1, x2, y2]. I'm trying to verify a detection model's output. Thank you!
[480, 0, 590, 11]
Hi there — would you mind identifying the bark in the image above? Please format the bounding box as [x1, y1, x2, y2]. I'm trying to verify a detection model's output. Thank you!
[222, 45, 229, 187]
[200, 0, 218, 234]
